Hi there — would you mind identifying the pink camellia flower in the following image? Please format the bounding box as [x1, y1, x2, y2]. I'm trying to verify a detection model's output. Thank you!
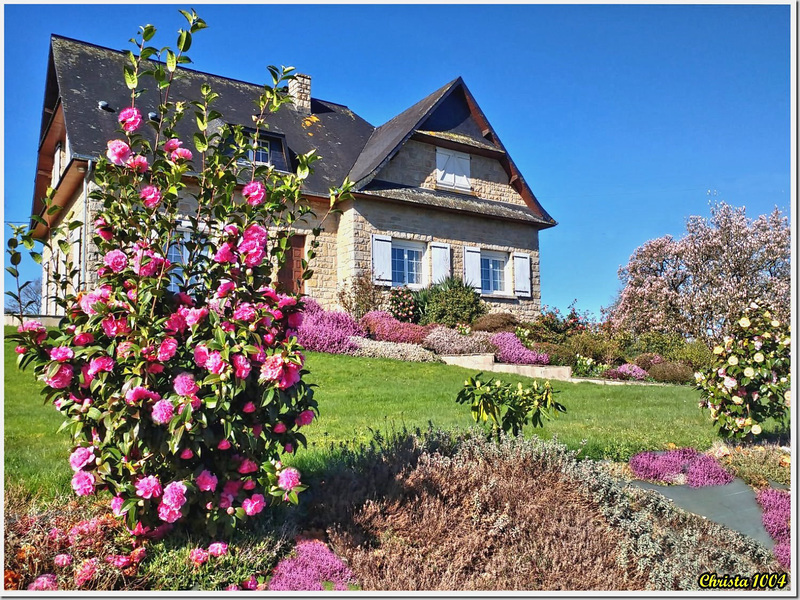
[176, 292, 195, 307]
[233, 354, 252, 379]
[106, 554, 132, 569]
[196, 469, 218, 492]
[28, 574, 59, 591]
[106, 139, 132, 165]
[277, 467, 301, 491]
[69, 446, 95, 471]
[189, 547, 209, 567]
[101, 315, 130, 338]
[278, 295, 297, 309]
[233, 303, 257, 322]
[162, 481, 187, 509]
[273, 422, 287, 434]
[242, 245, 266, 268]
[723, 376, 737, 390]
[165, 311, 188, 336]
[242, 401, 256, 414]
[174, 373, 199, 397]
[73, 332, 94, 346]
[151, 399, 175, 425]
[118, 106, 142, 132]
[14, 345, 27, 354]
[193, 344, 210, 367]
[50, 346, 74, 362]
[216, 280, 236, 298]
[213, 242, 237, 264]
[217, 439, 231, 450]
[284, 443, 294, 454]
[71, 470, 95, 496]
[271, 308, 284, 321]
[127, 522, 150, 537]
[295, 410, 315, 427]
[171, 147, 193, 162]
[238, 458, 258, 474]
[54, 553, 73, 568]
[220, 321, 235, 333]
[279, 362, 302, 390]
[125, 386, 160, 405]
[135, 475, 163, 499]
[18, 319, 47, 343]
[74, 558, 98, 588]
[260, 355, 284, 382]
[242, 181, 266, 206]
[88, 355, 115, 377]
[242, 575, 259, 590]
[80, 365, 94, 390]
[164, 138, 183, 153]
[111, 495, 127, 517]
[243, 479, 256, 490]
[208, 542, 228, 557]
[140, 185, 162, 208]
[224, 224, 239, 237]
[226, 585, 241, 591]
[183, 306, 208, 327]
[158, 503, 182, 524]
[45, 363, 73, 389]
[104, 249, 128, 273]
[180, 448, 194, 460]
[158, 337, 178, 362]
[242, 494, 266, 516]
[287, 312, 303, 329]
[206, 352, 228, 375]
[128, 154, 148, 173]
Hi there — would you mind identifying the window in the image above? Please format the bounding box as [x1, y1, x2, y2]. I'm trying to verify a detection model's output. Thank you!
[391, 240, 425, 288]
[52, 142, 63, 188]
[435, 148, 471, 192]
[480, 251, 508, 295]
[167, 230, 194, 293]
[249, 136, 270, 165]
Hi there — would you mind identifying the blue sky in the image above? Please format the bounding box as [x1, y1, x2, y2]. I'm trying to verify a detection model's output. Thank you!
[3, 3, 792, 319]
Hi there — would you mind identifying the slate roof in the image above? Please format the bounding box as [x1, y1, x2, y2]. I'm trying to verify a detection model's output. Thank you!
[38, 35, 555, 230]
[46, 35, 374, 196]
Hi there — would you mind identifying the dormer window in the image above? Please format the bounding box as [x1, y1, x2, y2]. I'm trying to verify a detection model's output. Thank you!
[249, 135, 271, 165]
[225, 128, 290, 172]
[435, 147, 471, 192]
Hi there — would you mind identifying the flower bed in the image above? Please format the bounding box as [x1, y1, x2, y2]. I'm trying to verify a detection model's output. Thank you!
[351, 337, 440, 363]
[360, 312, 433, 345]
[296, 299, 364, 355]
[421, 327, 495, 355]
[490, 332, 549, 365]
[629, 448, 733, 487]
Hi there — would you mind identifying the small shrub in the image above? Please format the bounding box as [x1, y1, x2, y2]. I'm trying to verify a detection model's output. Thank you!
[624, 331, 687, 359]
[602, 363, 647, 381]
[296, 302, 364, 355]
[633, 353, 664, 371]
[723, 445, 791, 488]
[419, 277, 485, 328]
[566, 332, 625, 365]
[471, 312, 518, 333]
[530, 342, 577, 367]
[351, 338, 440, 363]
[696, 301, 791, 439]
[573, 354, 607, 378]
[421, 327, 496, 355]
[456, 374, 564, 439]
[360, 311, 433, 345]
[491, 332, 549, 365]
[669, 339, 714, 371]
[648, 361, 693, 384]
[387, 287, 417, 323]
[336, 271, 384, 320]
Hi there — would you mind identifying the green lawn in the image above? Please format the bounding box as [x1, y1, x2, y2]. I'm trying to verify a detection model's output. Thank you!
[4, 326, 722, 498]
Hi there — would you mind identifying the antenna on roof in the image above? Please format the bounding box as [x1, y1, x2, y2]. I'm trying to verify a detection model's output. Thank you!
[98, 100, 114, 112]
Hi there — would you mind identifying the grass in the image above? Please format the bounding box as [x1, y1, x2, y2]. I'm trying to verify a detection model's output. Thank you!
[4, 325, 724, 498]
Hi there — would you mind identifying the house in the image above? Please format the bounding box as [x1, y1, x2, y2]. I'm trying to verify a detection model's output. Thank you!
[33, 35, 556, 321]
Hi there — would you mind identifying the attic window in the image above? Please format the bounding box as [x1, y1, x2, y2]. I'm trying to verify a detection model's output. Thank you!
[225, 128, 289, 172]
[248, 135, 271, 165]
[435, 148, 471, 192]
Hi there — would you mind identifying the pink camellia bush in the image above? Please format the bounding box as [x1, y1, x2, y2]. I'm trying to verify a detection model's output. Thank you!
[7, 11, 346, 539]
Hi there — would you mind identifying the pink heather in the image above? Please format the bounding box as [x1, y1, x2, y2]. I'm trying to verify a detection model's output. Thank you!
[118, 106, 142, 132]
[135, 475, 163, 499]
[277, 467, 301, 491]
[106, 139, 131, 165]
[54, 553, 73, 568]
[197, 469, 218, 492]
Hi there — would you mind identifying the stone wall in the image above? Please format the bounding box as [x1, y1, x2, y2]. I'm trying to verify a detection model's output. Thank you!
[352, 196, 542, 321]
[377, 139, 527, 207]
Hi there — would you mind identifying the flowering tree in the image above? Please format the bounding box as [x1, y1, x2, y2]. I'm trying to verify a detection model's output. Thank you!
[7, 11, 352, 538]
[609, 202, 790, 344]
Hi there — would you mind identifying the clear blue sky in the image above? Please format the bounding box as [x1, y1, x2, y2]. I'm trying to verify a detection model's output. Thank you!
[3, 4, 792, 319]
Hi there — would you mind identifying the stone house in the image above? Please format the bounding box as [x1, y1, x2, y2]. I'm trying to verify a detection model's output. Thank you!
[33, 35, 556, 321]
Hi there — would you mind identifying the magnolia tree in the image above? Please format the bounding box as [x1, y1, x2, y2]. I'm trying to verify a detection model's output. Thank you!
[7, 11, 352, 539]
[609, 202, 790, 344]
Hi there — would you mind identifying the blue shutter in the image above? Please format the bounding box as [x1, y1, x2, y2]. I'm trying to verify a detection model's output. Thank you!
[514, 253, 531, 297]
[372, 234, 392, 286]
[463, 246, 482, 292]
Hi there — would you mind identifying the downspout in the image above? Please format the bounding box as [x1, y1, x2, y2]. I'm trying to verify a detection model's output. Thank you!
[81, 159, 93, 289]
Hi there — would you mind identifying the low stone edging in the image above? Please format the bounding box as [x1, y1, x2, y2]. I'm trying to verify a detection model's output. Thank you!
[440, 354, 573, 381]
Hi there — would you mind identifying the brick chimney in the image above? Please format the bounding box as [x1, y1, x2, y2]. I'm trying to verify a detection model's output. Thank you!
[288, 74, 311, 114]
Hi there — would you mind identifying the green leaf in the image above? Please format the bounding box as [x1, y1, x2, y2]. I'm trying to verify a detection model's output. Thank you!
[30, 252, 42, 264]
[193, 132, 208, 152]
[177, 30, 192, 53]
[5, 267, 18, 278]
[124, 66, 138, 90]
[142, 24, 156, 42]
[166, 50, 177, 73]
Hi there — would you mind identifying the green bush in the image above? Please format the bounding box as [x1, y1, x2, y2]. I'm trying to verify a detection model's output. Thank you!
[337, 271, 384, 320]
[633, 353, 664, 372]
[624, 331, 686, 359]
[471, 312, 518, 333]
[565, 332, 625, 366]
[419, 277, 486, 328]
[648, 361, 694, 384]
[670, 339, 714, 371]
[530, 342, 575, 367]
[696, 302, 791, 439]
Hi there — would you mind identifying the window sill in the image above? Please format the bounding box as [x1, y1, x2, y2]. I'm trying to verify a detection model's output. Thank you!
[434, 184, 475, 195]
[480, 293, 520, 301]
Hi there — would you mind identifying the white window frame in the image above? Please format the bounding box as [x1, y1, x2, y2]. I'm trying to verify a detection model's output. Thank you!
[390, 239, 427, 290]
[435, 147, 471, 192]
[480, 250, 510, 296]
[167, 228, 192, 293]
[52, 142, 63, 188]
[248, 135, 271, 165]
